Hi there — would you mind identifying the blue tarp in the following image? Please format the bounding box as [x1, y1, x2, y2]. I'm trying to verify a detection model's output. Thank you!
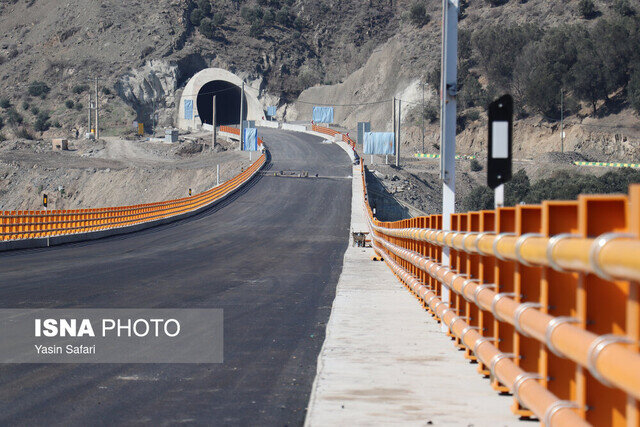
[244, 127, 258, 151]
[267, 106, 277, 117]
[312, 107, 334, 123]
[363, 132, 395, 155]
[184, 99, 193, 120]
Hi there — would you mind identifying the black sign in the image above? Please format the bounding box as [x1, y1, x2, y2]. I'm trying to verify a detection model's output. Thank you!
[487, 95, 513, 189]
[43, 194, 48, 208]
[189, 188, 192, 196]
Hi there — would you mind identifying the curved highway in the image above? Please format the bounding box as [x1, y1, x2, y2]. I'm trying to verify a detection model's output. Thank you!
[0, 129, 352, 425]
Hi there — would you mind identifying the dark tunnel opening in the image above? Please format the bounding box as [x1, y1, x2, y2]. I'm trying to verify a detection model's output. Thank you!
[196, 80, 247, 126]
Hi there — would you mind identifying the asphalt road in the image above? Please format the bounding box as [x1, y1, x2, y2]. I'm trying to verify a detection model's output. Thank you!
[0, 128, 352, 426]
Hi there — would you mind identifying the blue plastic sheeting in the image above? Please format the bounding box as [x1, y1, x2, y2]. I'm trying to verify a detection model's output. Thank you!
[267, 106, 277, 117]
[184, 99, 193, 120]
[244, 127, 258, 151]
[363, 132, 395, 155]
[312, 107, 334, 123]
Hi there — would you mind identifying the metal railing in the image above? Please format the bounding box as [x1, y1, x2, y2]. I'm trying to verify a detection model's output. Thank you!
[360, 159, 640, 426]
[0, 144, 266, 241]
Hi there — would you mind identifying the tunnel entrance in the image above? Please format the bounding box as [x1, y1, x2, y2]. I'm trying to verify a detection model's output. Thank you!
[196, 80, 247, 126]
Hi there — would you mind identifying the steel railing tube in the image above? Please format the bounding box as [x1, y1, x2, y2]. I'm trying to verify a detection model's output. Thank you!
[369, 231, 587, 427]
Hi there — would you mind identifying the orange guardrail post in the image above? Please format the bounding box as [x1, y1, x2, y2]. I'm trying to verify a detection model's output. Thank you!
[578, 193, 636, 426]
[493, 207, 516, 393]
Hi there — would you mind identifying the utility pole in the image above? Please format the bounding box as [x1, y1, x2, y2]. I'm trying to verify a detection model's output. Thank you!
[95, 77, 99, 140]
[440, 0, 459, 307]
[217, 164, 220, 186]
[212, 95, 217, 150]
[397, 100, 401, 168]
[240, 82, 245, 151]
[392, 97, 396, 167]
[422, 81, 425, 154]
[560, 88, 564, 154]
[87, 93, 92, 136]
[152, 99, 156, 137]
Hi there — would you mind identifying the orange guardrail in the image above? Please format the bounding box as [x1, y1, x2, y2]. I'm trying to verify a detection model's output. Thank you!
[360, 159, 640, 426]
[0, 148, 266, 241]
[312, 124, 356, 149]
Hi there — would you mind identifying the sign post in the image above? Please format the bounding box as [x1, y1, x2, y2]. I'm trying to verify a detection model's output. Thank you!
[43, 194, 49, 247]
[439, 0, 459, 309]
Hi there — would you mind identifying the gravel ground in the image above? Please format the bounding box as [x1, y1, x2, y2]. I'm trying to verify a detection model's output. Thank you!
[0, 133, 253, 211]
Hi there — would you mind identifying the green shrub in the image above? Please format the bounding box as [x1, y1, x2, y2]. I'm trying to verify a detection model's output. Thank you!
[28, 81, 51, 98]
[101, 87, 111, 95]
[21, 101, 29, 110]
[0, 133, 6, 142]
[199, 17, 214, 38]
[53, 121, 62, 128]
[16, 127, 33, 140]
[0, 115, 4, 130]
[470, 158, 483, 172]
[578, 0, 597, 19]
[197, 0, 211, 15]
[409, 3, 430, 27]
[505, 169, 531, 205]
[74, 102, 83, 111]
[72, 84, 89, 94]
[613, 0, 635, 16]
[30, 106, 39, 116]
[190, 8, 204, 26]
[212, 13, 225, 26]
[275, 9, 291, 26]
[0, 99, 11, 108]
[249, 22, 264, 37]
[65, 100, 74, 109]
[5, 108, 22, 125]
[34, 111, 51, 132]
[630, 68, 640, 114]
[462, 186, 494, 211]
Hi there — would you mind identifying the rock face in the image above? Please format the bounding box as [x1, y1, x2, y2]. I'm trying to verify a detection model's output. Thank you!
[115, 60, 179, 131]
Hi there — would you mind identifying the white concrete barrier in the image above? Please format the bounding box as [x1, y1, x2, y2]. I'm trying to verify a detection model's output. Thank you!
[256, 119, 280, 129]
[281, 123, 307, 132]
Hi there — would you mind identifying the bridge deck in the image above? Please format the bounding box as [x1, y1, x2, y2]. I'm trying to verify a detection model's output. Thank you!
[305, 165, 523, 426]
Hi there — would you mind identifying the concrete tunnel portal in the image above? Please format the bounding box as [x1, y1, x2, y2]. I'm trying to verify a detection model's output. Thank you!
[196, 80, 247, 126]
[178, 68, 263, 131]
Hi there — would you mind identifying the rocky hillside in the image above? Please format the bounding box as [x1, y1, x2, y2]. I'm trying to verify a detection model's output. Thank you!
[0, 0, 638, 164]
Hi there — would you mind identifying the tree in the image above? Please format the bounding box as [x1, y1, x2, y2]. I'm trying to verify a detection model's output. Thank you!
[613, 0, 635, 16]
[629, 67, 640, 114]
[190, 8, 204, 26]
[197, 0, 211, 16]
[462, 186, 494, 211]
[212, 13, 225, 26]
[65, 100, 74, 109]
[28, 81, 50, 98]
[5, 108, 22, 125]
[578, 0, 597, 19]
[0, 116, 4, 130]
[0, 99, 10, 108]
[409, 3, 430, 27]
[505, 169, 531, 205]
[199, 17, 214, 38]
[34, 111, 51, 132]
[571, 40, 609, 114]
[473, 24, 542, 90]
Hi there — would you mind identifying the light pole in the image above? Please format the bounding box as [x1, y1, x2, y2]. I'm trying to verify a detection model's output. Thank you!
[422, 81, 425, 154]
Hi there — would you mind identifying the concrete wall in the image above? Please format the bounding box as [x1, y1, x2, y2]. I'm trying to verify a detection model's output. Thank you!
[178, 68, 264, 131]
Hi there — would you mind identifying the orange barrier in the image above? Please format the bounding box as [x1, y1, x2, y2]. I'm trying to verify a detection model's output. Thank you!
[361, 159, 640, 426]
[312, 124, 356, 149]
[1, 150, 266, 242]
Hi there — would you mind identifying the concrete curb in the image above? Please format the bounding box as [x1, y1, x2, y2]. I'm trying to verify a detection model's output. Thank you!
[0, 151, 268, 252]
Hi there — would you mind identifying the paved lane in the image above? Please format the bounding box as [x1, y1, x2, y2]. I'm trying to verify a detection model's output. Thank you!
[0, 128, 352, 426]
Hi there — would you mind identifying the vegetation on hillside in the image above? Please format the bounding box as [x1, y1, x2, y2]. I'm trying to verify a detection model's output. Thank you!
[462, 168, 640, 211]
